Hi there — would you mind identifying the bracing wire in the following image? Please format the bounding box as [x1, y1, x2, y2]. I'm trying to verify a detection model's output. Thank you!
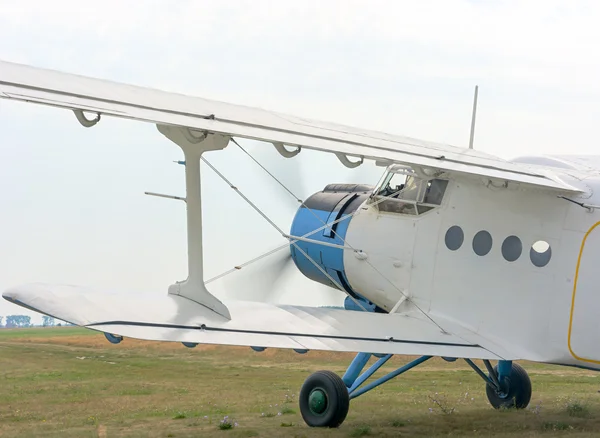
[200, 156, 369, 311]
[205, 140, 448, 332]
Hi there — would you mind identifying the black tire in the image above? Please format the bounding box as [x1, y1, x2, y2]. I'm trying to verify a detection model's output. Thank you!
[485, 362, 532, 409]
[299, 370, 350, 428]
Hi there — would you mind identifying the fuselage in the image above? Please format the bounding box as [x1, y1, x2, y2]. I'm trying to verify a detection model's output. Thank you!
[291, 155, 600, 370]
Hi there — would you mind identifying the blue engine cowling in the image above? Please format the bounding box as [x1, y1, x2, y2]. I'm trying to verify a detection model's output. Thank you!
[290, 183, 373, 301]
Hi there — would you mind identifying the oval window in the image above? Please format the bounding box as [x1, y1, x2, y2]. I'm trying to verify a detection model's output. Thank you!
[530, 240, 552, 267]
[473, 230, 493, 256]
[502, 235, 522, 262]
[445, 226, 464, 251]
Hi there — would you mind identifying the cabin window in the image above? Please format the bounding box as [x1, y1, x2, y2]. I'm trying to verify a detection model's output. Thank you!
[371, 165, 448, 215]
[502, 235, 522, 262]
[530, 240, 552, 267]
[445, 225, 464, 251]
[473, 230, 493, 256]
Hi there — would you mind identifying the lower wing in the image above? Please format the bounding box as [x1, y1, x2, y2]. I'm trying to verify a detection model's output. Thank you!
[3, 283, 511, 360]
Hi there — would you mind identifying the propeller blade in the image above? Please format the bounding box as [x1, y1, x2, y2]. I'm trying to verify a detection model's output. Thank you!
[267, 257, 346, 307]
[207, 140, 383, 308]
[238, 141, 307, 220]
[208, 247, 292, 303]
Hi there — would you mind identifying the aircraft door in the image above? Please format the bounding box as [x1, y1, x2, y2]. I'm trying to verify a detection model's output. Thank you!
[569, 222, 600, 363]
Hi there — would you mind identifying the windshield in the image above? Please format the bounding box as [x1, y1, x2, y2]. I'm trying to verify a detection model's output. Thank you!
[372, 166, 448, 215]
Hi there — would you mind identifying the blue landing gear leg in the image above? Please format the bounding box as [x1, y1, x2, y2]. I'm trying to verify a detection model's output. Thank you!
[299, 353, 432, 428]
[465, 359, 532, 409]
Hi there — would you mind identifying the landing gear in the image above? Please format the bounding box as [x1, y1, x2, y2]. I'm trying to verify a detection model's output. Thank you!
[299, 371, 349, 427]
[465, 359, 531, 409]
[104, 332, 123, 344]
[298, 354, 533, 428]
[299, 353, 432, 428]
[485, 362, 532, 409]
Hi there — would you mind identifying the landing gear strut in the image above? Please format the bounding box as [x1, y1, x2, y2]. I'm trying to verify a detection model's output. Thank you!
[299, 353, 432, 427]
[298, 354, 532, 428]
[465, 359, 532, 409]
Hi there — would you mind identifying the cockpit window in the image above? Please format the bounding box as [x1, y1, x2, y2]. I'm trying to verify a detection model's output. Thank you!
[371, 166, 448, 215]
[424, 179, 448, 205]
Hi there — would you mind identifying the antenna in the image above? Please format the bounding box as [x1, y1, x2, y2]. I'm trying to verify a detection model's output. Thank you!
[468, 85, 478, 149]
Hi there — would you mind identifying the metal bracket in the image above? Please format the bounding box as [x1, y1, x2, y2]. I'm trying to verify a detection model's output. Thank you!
[335, 152, 363, 169]
[486, 179, 509, 189]
[182, 128, 208, 144]
[273, 142, 301, 158]
[73, 109, 100, 127]
[415, 166, 444, 179]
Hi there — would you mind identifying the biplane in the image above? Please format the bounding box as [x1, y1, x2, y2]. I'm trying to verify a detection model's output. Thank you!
[2, 60, 600, 428]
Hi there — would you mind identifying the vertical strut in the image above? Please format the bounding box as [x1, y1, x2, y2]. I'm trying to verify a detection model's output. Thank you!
[497, 360, 513, 385]
[342, 353, 372, 387]
[183, 145, 204, 286]
[157, 124, 231, 319]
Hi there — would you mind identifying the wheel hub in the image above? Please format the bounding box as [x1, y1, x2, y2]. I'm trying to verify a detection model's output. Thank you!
[308, 388, 328, 415]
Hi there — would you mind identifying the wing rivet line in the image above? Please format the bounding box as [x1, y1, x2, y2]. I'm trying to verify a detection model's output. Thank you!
[87, 320, 480, 348]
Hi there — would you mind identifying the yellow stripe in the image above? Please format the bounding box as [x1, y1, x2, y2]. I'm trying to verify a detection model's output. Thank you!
[568, 220, 600, 364]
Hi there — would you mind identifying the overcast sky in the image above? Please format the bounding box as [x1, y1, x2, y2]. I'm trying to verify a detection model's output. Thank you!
[1, 0, 600, 321]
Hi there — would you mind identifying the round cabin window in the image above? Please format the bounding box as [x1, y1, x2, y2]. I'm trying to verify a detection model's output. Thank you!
[473, 230, 493, 256]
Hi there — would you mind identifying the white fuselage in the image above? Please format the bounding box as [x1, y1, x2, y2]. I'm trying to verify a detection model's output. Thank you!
[344, 156, 600, 369]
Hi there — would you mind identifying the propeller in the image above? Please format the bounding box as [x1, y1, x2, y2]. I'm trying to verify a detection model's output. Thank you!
[208, 141, 382, 307]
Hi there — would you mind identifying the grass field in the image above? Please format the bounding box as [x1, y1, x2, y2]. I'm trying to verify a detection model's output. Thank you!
[1, 327, 600, 437]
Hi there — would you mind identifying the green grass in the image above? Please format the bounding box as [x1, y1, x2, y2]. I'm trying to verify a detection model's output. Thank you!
[349, 424, 372, 436]
[1, 327, 600, 437]
[0, 326, 93, 339]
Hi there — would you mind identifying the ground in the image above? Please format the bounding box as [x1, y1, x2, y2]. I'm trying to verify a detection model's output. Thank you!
[1, 327, 600, 437]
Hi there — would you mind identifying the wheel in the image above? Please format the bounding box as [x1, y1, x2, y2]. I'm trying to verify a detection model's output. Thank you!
[104, 332, 122, 344]
[299, 370, 350, 428]
[485, 362, 532, 409]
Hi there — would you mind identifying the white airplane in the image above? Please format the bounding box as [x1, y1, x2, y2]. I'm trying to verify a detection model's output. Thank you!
[1, 60, 599, 428]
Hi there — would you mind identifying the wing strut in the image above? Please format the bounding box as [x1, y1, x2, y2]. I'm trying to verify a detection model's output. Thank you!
[156, 124, 232, 320]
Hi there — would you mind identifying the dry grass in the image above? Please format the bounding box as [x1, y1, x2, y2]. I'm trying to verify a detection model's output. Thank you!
[1, 327, 600, 437]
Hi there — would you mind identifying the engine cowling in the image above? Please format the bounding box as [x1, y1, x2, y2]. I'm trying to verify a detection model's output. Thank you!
[290, 183, 373, 303]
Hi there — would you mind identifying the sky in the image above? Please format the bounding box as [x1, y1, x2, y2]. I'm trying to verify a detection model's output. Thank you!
[1, 0, 600, 322]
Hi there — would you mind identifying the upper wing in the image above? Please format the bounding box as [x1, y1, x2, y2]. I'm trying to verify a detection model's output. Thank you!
[0, 59, 579, 193]
[3, 283, 515, 361]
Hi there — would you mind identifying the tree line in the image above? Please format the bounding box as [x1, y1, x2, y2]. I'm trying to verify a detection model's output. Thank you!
[0, 315, 63, 328]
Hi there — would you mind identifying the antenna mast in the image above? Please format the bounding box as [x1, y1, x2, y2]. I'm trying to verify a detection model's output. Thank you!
[468, 85, 478, 149]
